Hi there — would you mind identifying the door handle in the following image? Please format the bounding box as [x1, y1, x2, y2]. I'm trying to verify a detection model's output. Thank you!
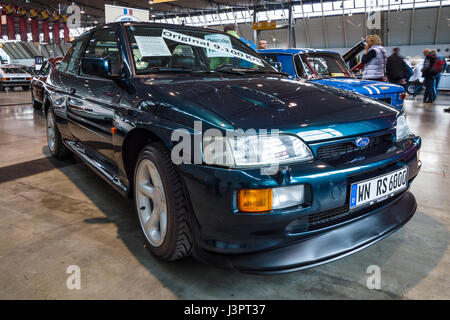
[69, 87, 76, 95]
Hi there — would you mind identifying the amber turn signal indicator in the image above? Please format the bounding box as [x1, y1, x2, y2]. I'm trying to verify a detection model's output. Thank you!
[111, 127, 117, 135]
[237, 189, 273, 213]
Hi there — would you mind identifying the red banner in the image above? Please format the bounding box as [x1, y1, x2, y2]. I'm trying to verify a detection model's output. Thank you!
[5, 5, 16, 40]
[0, 10, 3, 39]
[63, 24, 70, 43]
[52, 22, 60, 44]
[31, 19, 39, 42]
[30, 8, 39, 42]
[42, 21, 50, 43]
[41, 10, 50, 43]
[6, 15, 15, 40]
[19, 8, 28, 42]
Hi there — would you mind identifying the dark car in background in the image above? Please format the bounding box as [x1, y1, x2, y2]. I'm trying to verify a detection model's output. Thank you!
[43, 22, 421, 273]
[31, 57, 62, 110]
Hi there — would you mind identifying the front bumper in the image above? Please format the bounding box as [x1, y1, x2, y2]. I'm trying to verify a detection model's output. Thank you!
[180, 135, 421, 273]
[194, 191, 416, 274]
[0, 81, 30, 87]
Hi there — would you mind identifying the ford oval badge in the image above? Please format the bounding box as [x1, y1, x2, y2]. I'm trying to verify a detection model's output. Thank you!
[355, 137, 370, 148]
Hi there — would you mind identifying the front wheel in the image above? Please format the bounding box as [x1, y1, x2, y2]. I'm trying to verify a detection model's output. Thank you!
[46, 109, 71, 158]
[134, 143, 193, 261]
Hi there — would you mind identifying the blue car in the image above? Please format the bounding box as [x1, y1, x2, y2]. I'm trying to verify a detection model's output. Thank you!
[44, 23, 421, 273]
[259, 48, 406, 109]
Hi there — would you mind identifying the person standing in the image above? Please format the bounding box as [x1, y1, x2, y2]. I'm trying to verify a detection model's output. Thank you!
[258, 39, 267, 50]
[386, 48, 408, 85]
[421, 48, 437, 103]
[361, 35, 388, 81]
[431, 49, 448, 100]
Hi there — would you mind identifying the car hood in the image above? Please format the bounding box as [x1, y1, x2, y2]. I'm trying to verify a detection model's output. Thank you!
[310, 78, 404, 95]
[138, 75, 399, 142]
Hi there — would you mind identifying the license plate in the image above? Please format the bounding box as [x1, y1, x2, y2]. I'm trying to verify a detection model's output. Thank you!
[350, 167, 409, 210]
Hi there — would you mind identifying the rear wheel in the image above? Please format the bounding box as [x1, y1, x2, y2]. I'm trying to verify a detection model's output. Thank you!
[46, 109, 71, 158]
[134, 143, 192, 261]
[22, 85, 29, 91]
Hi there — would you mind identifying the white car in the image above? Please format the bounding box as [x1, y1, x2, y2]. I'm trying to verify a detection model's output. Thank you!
[406, 59, 449, 94]
[0, 66, 32, 91]
[438, 61, 450, 90]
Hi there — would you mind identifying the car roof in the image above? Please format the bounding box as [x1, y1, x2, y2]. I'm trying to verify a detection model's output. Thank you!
[258, 48, 340, 55]
[77, 21, 231, 40]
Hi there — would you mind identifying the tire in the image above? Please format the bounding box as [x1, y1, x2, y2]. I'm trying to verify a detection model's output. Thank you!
[22, 85, 29, 91]
[46, 108, 71, 158]
[0, 86, 4, 91]
[406, 83, 416, 95]
[134, 142, 192, 261]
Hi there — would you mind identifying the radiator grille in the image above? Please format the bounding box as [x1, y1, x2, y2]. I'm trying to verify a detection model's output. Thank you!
[316, 133, 393, 161]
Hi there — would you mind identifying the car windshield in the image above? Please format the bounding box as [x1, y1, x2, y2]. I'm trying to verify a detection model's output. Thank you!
[126, 25, 276, 75]
[300, 52, 352, 79]
[0, 67, 27, 74]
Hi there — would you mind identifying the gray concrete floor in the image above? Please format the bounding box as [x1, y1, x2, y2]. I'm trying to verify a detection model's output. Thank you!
[0, 88, 449, 300]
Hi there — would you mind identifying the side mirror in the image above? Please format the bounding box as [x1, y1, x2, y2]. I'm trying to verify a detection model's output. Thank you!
[270, 61, 282, 72]
[81, 57, 114, 78]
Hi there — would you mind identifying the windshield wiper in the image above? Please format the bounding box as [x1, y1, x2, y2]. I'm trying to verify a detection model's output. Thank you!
[214, 66, 289, 76]
[143, 67, 210, 74]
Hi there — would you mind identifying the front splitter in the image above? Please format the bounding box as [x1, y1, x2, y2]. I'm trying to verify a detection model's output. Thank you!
[194, 191, 417, 274]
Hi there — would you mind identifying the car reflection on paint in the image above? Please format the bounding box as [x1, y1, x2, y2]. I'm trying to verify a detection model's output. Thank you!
[43, 22, 421, 273]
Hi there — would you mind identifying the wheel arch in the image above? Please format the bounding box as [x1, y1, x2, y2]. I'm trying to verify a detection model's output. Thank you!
[121, 127, 166, 197]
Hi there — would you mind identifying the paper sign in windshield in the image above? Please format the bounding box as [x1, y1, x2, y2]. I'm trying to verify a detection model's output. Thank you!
[204, 34, 232, 58]
[161, 29, 263, 67]
[135, 36, 172, 57]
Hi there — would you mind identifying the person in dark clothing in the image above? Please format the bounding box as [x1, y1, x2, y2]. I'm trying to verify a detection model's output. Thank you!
[386, 48, 408, 85]
[421, 48, 437, 103]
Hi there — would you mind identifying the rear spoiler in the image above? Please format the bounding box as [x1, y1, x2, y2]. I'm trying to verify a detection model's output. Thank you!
[342, 39, 366, 63]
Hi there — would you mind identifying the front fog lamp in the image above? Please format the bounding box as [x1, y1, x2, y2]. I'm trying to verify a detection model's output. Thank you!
[396, 114, 409, 142]
[237, 185, 305, 213]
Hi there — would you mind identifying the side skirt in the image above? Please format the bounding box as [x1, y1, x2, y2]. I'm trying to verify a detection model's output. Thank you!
[65, 140, 129, 197]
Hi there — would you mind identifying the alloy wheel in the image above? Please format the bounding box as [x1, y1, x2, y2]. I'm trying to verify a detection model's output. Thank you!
[46, 111, 56, 152]
[135, 159, 168, 247]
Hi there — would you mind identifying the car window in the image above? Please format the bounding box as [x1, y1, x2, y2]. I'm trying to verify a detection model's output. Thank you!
[294, 54, 306, 78]
[0, 67, 26, 74]
[58, 40, 83, 74]
[126, 25, 273, 75]
[66, 41, 84, 74]
[261, 55, 277, 63]
[39, 62, 50, 76]
[80, 28, 120, 76]
[300, 53, 352, 79]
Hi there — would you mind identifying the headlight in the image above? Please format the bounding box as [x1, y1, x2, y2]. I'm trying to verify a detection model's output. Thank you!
[203, 133, 314, 167]
[396, 114, 410, 141]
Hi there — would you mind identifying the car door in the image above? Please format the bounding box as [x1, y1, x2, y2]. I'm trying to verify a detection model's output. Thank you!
[66, 27, 123, 164]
